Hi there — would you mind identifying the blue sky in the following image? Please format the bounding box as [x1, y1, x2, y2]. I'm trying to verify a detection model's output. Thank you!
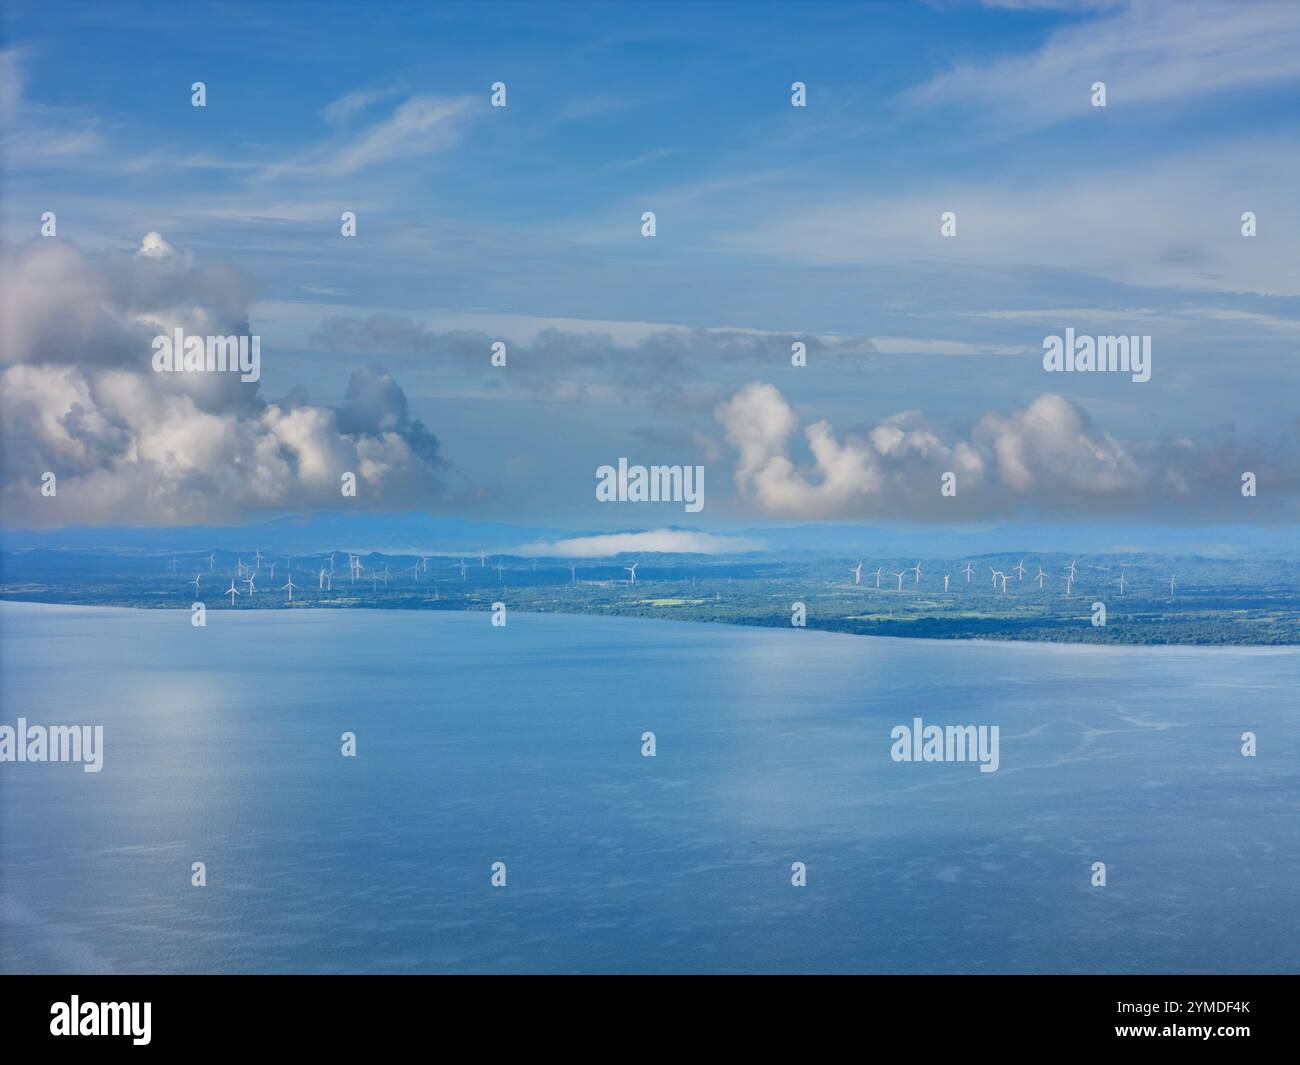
[3, 0, 1300, 534]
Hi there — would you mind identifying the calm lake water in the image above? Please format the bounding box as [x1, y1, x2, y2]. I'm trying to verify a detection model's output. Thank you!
[1, 602, 1296, 974]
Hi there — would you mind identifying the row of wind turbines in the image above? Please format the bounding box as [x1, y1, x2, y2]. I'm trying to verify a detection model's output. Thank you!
[170, 546, 647, 606]
[850, 559, 1177, 598]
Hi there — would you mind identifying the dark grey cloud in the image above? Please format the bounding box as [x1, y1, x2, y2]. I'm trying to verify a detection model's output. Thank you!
[309, 313, 878, 411]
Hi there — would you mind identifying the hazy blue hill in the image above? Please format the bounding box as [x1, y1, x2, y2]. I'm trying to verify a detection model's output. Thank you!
[4, 513, 1296, 559]
[736, 522, 1300, 557]
[0, 513, 570, 555]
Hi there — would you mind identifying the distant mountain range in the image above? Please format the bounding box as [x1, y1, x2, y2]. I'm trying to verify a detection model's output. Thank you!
[3, 512, 1296, 558]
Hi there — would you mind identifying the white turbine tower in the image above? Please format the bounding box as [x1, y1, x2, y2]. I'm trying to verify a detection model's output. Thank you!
[893, 570, 907, 591]
[999, 572, 1011, 593]
[253, 548, 263, 570]
[319, 567, 329, 590]
[479, 548, 486, 568]
[282, 574, 297, 602]
[910, 562, 922, 584]
[1065, 576, 1073, 598]
[873, 566, 884, 588]
[1115, 571, 1127, 596]
[943, 574, 950, 592]
[1167, 574, 1177, 596]
[1014, 559, 1026, 580]
[458, 559, 467, 580]
[226, 579, 240, 605]
[1067, 559, 1078, 582]
[1035, 566, 1047, 589]
[267, 560, 277, 582]
[243, 573, 256, 597]
[961, 562, 974, 583]
[625, 561, 639, 584]
[852, 561, 863, 585]
[207, 552, 216, 571]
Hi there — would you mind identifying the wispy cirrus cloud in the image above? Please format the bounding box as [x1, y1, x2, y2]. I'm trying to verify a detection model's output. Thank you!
[730, 137, 1300, 296]
[257, 94, 476, 180]
[905, 0, 1300, 134]
[321, 86, 402, 126]
[0, 48, 108, 165]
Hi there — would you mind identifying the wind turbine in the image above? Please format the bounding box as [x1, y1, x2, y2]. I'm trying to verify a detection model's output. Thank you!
[852, 561, 863, 585]
[236, 557, 247, 578]
[243, 573, 256, 597]
[329, 552, 337, 575]
[625, 561, 639, 585]
[282, 574, 298, 602]
[1167, 574, 1177, 596]
[253, 548, 263, 570]
[458, 559, 467, 580]
[191, 573, 202, 594]
[1035, 566, 1047, 589]
[1014, 559, 1026, 580]
[207, 552, 215, 571]
[873, 565, 884, 588]
[999, 572, 1011, 593]
[943, 574, 950, 592]
[410, 562, 421, 578]
[319, 567, 330, 590]
[1067, 559, 1078, 582]
[990, 567, 1003, 586]
[479, 548, 486, 568]
[570, 565, 577, 584]
[910, 562, 922, 584]
[267, 560, 277, 582]
[496, 560, 506, 579]
[382, 565, 390, 586]
[1115, 571, 1127, 596]
[373, 573, 381, 592]
[893, 570, 907, 591]
[226, 579, 240, 605]
[961, 562, 974, 583]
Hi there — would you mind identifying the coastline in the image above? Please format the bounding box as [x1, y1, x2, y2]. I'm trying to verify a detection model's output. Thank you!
[3, 598, 1296, 652]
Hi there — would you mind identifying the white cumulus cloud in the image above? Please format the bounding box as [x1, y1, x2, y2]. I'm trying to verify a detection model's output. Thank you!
[509, 529, 765, 558]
